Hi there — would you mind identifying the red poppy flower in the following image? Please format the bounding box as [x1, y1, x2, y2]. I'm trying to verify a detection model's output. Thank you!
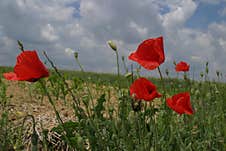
[175, 61, 190, 72]
[130, 77, 162, 101]
[128, 36, 165, 70]
[3, 50, 49, 82]
[166, 92, 193, 115]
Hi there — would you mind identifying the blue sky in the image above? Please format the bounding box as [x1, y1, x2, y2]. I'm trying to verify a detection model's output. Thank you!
[0, 0, 226, 79]
[186, 1, 226, 29]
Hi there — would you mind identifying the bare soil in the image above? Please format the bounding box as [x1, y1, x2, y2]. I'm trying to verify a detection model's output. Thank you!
[1, 79, 119, 131]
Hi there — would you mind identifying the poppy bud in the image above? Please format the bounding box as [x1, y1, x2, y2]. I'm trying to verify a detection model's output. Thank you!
[205, 68, 209, 74]
[124, 72, 132, 78]
[216, 70, 220, 77]
[200, 72, 204, 78]
[214, 86, 220, 94]
[17, 40, 24, 52]
[121, 56, 125, 61]
[205, 62, 209, 74]
[74, 52, 78, 59]
[165, 68, 169, 76]
[107, 40, 117, 51]
[195, 89, 200, 96]
[65, 48, 75, 56]
[131, 99, 142, 112]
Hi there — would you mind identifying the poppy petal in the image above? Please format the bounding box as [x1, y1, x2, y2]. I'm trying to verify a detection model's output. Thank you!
[3, 50, 49, 82]
[129, 36, 165, 70]
[166, 92, 194, 115]
[130, 77, 161, 101]
[175, 61, 190, 72]
[3, 72, 20, 81]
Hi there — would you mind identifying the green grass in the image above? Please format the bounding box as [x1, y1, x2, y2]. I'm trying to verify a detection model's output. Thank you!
[0, 66, 225, 150]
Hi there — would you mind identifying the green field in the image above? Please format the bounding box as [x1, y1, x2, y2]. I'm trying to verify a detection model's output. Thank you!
[0, 66, 225, 151]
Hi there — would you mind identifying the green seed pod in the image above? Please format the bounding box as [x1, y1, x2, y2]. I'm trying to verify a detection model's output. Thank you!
[107, 40, 117, 51]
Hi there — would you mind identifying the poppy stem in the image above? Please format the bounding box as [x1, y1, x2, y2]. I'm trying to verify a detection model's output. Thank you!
[21, 115, 38, 151]
[17, 40, 24, 52]
[38, 79, 71, 146]
[115, 51, 120, 77]
[131, 64, 134, 83]
[74, 54, 95, 111]
[42, 51, 83, 116]
[121, 56, 128, 73]
[157, 67, 166, 101]
[115, 50, 121, 91]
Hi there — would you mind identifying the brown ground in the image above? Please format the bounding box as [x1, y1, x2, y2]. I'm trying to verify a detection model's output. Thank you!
[1, 79, 119, 131]
[1, 78, 162, 133]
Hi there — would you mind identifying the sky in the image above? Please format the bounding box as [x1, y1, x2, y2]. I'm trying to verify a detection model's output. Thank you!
[0, 0, 226, 79]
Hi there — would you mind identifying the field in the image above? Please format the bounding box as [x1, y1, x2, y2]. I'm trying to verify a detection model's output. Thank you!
[0, 64, 225, 151]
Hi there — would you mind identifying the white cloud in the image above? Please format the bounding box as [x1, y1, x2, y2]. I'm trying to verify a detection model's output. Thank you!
[41, 24, 58, 42]
[0, 0, 226, 78]
[129, 21, 148, 38]
[191, 56, 202, 62]
[208, 22, 226, 40]
[162, 0, 197, 29]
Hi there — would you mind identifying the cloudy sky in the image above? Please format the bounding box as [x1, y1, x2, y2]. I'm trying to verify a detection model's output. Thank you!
[0, 0, 226, 79]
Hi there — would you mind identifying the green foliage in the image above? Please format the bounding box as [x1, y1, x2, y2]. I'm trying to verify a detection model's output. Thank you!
[0, 66, 225, 150]
[93, 94, 106, 119]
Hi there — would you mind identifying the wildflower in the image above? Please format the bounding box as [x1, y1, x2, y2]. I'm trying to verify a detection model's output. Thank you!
[130, 77, 161, 101]
[175, 61, 190, 72]
[128, 36, 165, 70]
[166, 92, 194, 115]
[3, 50, 49, 82]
